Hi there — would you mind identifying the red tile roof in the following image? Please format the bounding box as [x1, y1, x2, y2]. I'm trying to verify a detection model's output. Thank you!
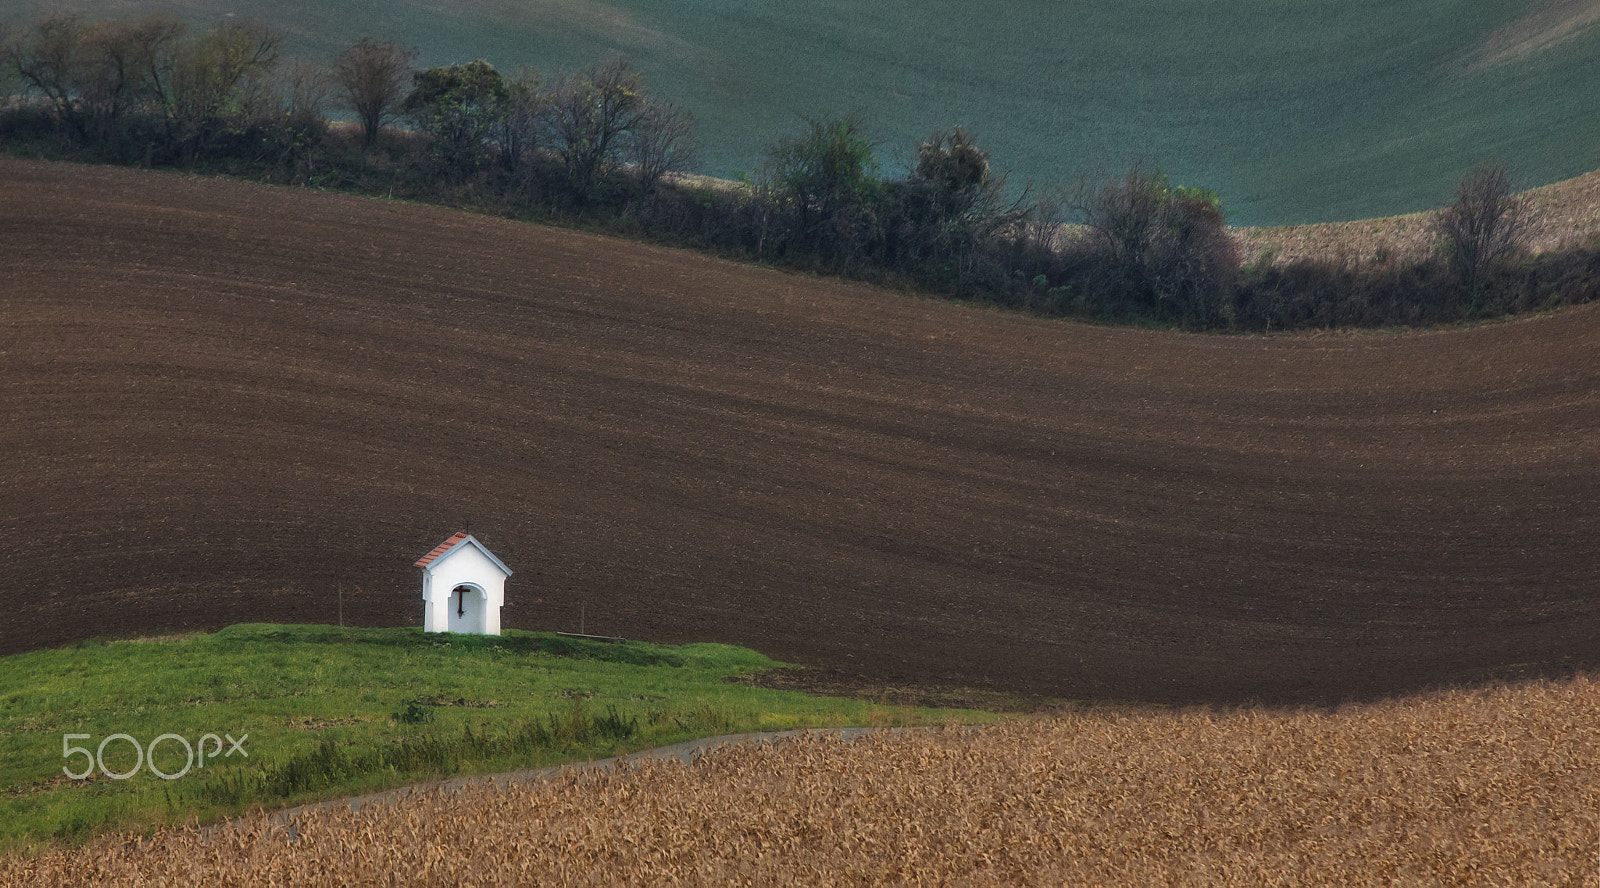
[414, 531, 469, 568]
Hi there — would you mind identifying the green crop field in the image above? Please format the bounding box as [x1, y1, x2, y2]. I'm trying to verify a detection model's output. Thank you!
[0, 624, 988, 848]
[7, 2, 1600, 218]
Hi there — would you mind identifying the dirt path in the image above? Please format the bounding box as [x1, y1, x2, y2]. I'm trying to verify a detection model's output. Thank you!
[258, 727, 896, 832]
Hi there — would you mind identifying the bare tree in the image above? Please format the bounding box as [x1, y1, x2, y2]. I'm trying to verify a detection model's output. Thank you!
[79, 19, 143, 131]
[271, 59, 331, 179]
[1024, 184, 1071, 254]
[0, 24, 12, 100]
[629, 99, 697, 191]
[545, 54, 650, 200]
[10, 15, 88, 131]
[1079, 164, 1167, 270]
[123, 14, 186, 116]
[74, 17, 183, 140]
[1434, 162, 1531, 292]
[331, 38, 413, 149]
[282, 59, 331, 129]
[492, 67, 544, 171]
[6, 14, 187, 144]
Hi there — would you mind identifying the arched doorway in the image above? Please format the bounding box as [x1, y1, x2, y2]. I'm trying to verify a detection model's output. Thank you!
[449, 583, 488, 634]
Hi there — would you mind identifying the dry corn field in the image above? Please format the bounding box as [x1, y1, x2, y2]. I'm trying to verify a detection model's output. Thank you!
[7, 676, 1599, 886]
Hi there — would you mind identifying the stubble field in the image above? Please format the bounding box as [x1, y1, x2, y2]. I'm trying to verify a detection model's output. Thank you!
[7, 676, 1598, 885]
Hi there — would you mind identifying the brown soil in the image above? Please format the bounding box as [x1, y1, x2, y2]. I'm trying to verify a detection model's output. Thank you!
[3, 157, 1598, 706]
[727, 665, 1122, 714]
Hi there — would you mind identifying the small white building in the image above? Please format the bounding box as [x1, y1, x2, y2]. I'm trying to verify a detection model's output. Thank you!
[414, 532, 513, 635]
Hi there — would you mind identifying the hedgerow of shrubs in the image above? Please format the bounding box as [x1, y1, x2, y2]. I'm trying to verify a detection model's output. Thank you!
[1, 13, 1591, 331]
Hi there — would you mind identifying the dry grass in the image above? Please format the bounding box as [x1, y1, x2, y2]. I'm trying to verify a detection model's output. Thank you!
[7, 676, 1598, 886]
[1469, 0, 1600, 72]
[1235, 168, 1600, 267]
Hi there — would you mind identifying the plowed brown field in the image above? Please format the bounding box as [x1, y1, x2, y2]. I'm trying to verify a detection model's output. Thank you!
[3, 157, 1598, 705]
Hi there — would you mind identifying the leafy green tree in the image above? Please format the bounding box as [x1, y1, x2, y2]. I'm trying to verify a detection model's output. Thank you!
[762, 114, 882, 264]
[401, 59, 507, 172]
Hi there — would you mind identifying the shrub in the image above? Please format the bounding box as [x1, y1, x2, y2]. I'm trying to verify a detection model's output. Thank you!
[1076, 165, 1238, 326]
[883, 127, 1028, 280]
[761, 114, 883, 267]
[395, 700, 434, 725]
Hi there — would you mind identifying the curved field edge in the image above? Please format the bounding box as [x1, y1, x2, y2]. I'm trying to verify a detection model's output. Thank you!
[0, 623, 993, 849]
[2, 157, 1598, 706]
[4, 673, 1597, 884]
[1236, 166, 1600, 266]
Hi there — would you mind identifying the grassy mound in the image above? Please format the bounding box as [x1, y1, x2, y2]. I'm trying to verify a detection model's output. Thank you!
[0, 624, 989, 848]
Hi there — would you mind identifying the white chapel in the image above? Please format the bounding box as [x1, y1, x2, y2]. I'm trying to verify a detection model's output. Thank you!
[414, 532, 513, 635]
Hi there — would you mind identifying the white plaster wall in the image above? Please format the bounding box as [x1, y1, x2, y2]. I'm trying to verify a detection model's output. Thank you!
[421, 541, 507, 635]
[423, 572, 440, 632]
[445, 585, 488, 634]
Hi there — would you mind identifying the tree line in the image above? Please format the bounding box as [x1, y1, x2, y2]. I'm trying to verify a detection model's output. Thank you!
[3, 13, 1593, 331]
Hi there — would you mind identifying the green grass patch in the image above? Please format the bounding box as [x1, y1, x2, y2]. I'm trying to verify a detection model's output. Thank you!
[0, 623, 993, 850]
